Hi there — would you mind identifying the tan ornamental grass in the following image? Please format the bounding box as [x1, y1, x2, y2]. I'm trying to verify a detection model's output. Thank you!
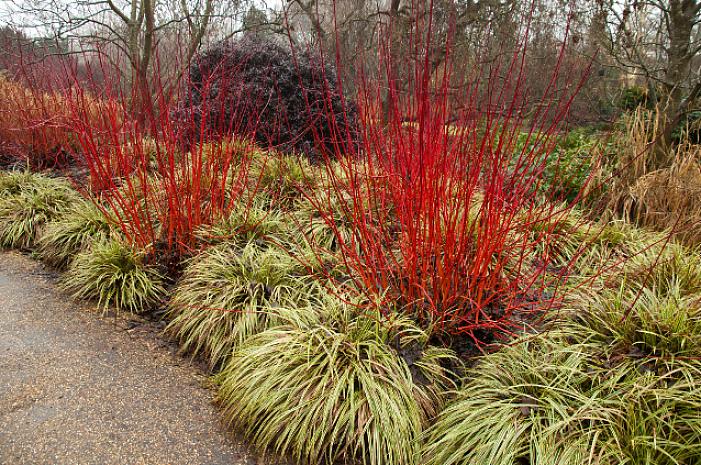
[628, 144, 701, 244]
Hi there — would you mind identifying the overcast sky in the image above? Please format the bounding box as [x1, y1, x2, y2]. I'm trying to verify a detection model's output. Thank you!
[0, 0, 285, 38]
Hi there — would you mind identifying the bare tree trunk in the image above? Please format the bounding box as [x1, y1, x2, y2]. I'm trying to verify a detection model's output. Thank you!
[657, 0, 700, 162]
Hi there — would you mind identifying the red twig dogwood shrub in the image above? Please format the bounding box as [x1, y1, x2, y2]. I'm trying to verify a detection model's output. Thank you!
[303, 3, 594, 346]
[64, 57, 258, 266]
[0, 74, 80, 169]
[0, 41, 92, 169]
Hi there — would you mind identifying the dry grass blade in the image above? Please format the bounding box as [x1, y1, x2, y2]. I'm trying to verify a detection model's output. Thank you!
[629, 145, 701, 244]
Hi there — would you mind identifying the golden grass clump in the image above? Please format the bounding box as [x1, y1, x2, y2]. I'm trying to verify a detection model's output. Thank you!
[0, 172, 79, 249]
[628, 144, 701, 244]
[61, 238, 166, 313]
[167, 240, 321, 367]
[217, 302, 457, 465]
[607, 107, 701, 244]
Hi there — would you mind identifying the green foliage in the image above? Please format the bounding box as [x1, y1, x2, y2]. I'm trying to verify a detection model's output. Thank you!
[216, 303, 456, 465]
[37, 199, 114, 269]
[167, 240, 319, 367]
[250, 154, 317, 207]
[619, 86, 649, 111]
[564, 244, 701, 364]
[194, 195, 290, 247]
[422, 339, 609, 465]
[0, 173, 78, 249]
[547, 129, 606, 203]
[591, 220, 660, 254]
[61, 239, 165, 313]
[513, 128, 610, 203]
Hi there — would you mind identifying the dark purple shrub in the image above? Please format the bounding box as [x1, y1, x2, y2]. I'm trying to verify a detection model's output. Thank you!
[181, 36, 358, 160]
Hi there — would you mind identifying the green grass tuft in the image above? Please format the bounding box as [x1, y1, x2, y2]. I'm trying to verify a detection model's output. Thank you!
[167, 240, 320, 367]
[37, 199, 114, 269]
[216, 303, 456, 465]
[0, 173, 78, 249]
[61, 239, 166, 313]
[561, 280, 701, 360]
[422, 338, 611, 465]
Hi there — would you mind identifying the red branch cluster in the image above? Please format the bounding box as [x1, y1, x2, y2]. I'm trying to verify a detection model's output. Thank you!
[303, 1, 593, 343]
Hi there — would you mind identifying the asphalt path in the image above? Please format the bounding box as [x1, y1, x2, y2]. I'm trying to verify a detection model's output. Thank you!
[0, 251, 280, 465]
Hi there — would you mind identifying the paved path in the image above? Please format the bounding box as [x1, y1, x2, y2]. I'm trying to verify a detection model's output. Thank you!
[0, 251, 270, 465]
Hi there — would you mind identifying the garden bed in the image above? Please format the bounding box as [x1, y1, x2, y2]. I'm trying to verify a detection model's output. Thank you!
[2, 161, 700, 465]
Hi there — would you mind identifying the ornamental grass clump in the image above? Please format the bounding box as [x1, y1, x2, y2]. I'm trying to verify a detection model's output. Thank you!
[590, 219, 665, 256]
[600, 363, 701, 465]
[167, 240, 319, 367]
[194, 195, 289, 248]
[293, 188, 365, 254]
[422, 330, 701, 465]
[608, 108, 701, 245]
[37, 199, 114, 269]
[622, 243, 701, 296]
[422, 338, 610, 465]
[249, 153, 318, 208]
[420, 222, 701, 465]
[62, 239, 166, 313]
[0, 170, 46, 199]
[561, 285, 701, 463]
[523, 205, 593, 267]
[0, 173, 78, 249]
[561, 282, 701, 361]
[565, 220, 669, 287]
[216, 301, 456, 465]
